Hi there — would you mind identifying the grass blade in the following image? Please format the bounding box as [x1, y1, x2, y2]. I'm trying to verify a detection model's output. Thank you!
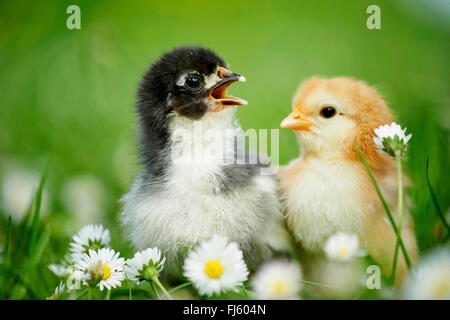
[301, 280, 340, 289]
[426, 157, 450, 238]
[239, 285, 248, 298]
[29, 157, 52, 253]
[4, 263, 41, 300]
[150, 281, 161, 299]
[2, 215, 12, 264]
[16, 200, 34, 253]
[389, 239, 400, 285]
[29, 225, 52, 266]
[0, 215, 13, 299]
[353, 141, 411, 269]
[168, 281, 192, 293]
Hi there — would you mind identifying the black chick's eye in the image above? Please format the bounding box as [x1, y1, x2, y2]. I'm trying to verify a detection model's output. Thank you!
[320, 106, 337, 119]
[185, 76, 202, 90]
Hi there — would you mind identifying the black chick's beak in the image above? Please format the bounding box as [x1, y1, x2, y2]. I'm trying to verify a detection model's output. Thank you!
[209, 67, 248, 112]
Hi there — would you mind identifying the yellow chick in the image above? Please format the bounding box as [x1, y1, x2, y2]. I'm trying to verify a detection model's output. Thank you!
[278, 77, 418, 282]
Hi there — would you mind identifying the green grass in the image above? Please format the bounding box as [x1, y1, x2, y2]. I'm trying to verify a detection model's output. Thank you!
[0, 0, 449, 299]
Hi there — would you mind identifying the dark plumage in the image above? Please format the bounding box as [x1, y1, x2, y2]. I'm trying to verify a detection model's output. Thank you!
[121, 46, 292, 279]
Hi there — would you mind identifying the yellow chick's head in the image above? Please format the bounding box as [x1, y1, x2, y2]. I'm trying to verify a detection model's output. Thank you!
[281, 77, 393, 168]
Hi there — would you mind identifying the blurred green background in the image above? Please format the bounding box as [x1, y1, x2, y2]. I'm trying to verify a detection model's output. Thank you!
[0, 0, 449, 294]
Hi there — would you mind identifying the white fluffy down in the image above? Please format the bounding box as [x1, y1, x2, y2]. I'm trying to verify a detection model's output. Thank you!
[284, 157, 368, 252]
[120, 109, 291, 275]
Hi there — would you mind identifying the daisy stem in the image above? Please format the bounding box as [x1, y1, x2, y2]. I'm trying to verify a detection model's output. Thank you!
[353, 142, 411, 270]
[88, 287, 92, 300]
[390, 152, 403, 283]
[152, 276, 173, 300]
[106, 289, 111, 300]
[395, 151, 403, 235]
[128, 283, 132, 300]
[125, 276, 133, 300]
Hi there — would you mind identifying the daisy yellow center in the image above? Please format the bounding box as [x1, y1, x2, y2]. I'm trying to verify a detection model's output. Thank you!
[204, 260, 223, 278]
[431, 276, 450, 299]
[93, 263, 111, 280]
[102, 264, 111, 280]
[270, 279, 292, 298]
[338, 247, 348, 256]
[271, 280, 287, 296]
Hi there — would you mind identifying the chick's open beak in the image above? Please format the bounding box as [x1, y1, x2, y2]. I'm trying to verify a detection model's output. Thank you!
[209, 67, 247, 112]
[280, 107, 314, 130]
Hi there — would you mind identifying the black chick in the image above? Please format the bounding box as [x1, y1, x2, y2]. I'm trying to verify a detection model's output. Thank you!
[120, 46, 292, 279]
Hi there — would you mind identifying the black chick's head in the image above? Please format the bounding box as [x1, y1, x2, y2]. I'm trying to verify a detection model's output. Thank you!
[137, 46, 247, 122]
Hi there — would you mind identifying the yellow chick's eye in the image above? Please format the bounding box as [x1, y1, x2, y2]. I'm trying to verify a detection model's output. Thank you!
[320, 106, 337, 118]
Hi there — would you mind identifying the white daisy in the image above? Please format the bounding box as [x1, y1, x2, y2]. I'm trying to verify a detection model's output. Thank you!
[48, 263, 68, 277]
[311, 260, 365, 298]
[373, 122, 412, 157]
[324, 232, 360, 261]
[48, 256, 77, 278]
[47, 282, 66, 300]
[48, 259, 86, 291]
[183, 235, 249, 297]
[69, 224, 110, 262]
[75, 248, 125, 291]
[252, 260, 302, 300]
[67, 270, 88, 291]
[125, 248, 166, 284]
[403, 247, 450, 300]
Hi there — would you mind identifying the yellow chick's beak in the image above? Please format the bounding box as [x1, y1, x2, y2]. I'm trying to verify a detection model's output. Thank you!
[280, 107, 314, 130]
